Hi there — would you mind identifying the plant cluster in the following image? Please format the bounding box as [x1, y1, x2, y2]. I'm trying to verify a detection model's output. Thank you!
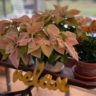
[75, 17, 96, 62]
[0, 5, 79, 67]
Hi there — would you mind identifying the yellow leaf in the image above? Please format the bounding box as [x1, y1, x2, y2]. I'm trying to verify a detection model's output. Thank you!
[54, 46, 65, 55]
[31, 49, 41, 58]
[41, 45, 53, 57]
[28, 41, 40, 54]
[28, 46, 40, 53]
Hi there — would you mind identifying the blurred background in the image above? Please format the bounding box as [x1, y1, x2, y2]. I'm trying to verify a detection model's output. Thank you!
[0, 0, 96, 94]
[0, 0, 96, 19]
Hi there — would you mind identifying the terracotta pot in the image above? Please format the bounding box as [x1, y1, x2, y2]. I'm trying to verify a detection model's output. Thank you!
[64, 58, 77, 68]
[74, 61, 96, 81]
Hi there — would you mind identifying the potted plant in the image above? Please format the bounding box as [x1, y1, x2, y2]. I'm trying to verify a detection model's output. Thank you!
[74, 17, 96, 81]
[0, 5, 79, 73]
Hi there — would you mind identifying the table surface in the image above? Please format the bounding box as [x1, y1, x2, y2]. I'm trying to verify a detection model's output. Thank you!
[0, 68, 96, 96]
[0, 61, 96, 96]
[10, 69, 96, 96]
[0, 60, 96, 89]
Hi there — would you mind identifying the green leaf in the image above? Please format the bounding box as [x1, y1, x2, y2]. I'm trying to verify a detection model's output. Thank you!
[60, 54, 68, 64]
[20, 54, 29, 65]
[18, 46, 28, 65]
[18, 46, 27, 57]
[0, 49, 8, 60]
[48, 51, 60, 65]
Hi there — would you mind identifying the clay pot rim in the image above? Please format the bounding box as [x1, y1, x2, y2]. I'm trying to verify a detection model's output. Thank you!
[78, 60, 96, 66]
[69, 58, 96, 66]
[75, 72, 96, 80]
[75, 68, 96, 77]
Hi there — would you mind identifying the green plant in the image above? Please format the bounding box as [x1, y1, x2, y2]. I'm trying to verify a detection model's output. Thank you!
[75, 17, 96, 63]
[75, 36, 96, 62]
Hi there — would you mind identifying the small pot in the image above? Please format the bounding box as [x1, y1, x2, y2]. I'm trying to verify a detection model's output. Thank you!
[45, 62, 64, 73]
[74, 61, 96, 81]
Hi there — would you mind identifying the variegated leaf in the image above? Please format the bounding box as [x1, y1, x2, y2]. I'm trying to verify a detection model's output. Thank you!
[56, 38, 65, 48]
[18, 32, 30, 46]
[0, 39, 8, 49]
[28, 41, 40, 53]
[67, 9, 80, 17]
[0, 20, 10, 35]
[9, 50, 19, 68]
[41, 45, 53, 57]
[31, 49, 41, 58]
[64, 42, 78, 61]
[5, 31, 17, 42]
[64, 32, 78, 45]
[5, 43, 14, 54]
[54, 46, 65, 55]
[27, 21, 44, 34]
[46, 24, 60, 36]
